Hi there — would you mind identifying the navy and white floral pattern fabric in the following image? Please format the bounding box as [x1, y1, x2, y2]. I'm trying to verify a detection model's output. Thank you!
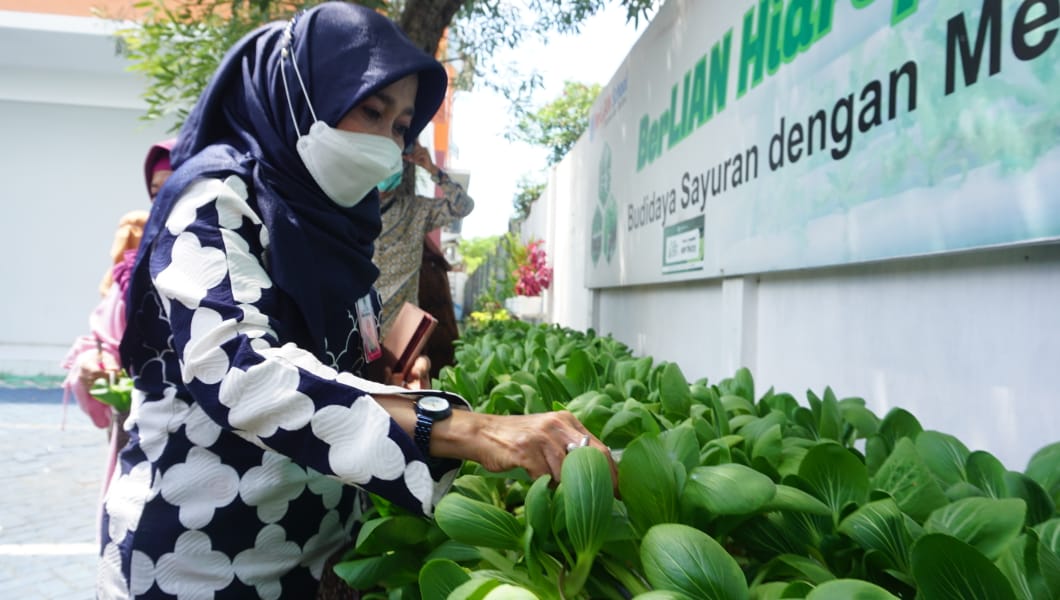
[98, 176, 459, 599]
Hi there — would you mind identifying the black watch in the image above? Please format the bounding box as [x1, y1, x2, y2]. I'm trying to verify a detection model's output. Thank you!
[414, 396, 452, 458]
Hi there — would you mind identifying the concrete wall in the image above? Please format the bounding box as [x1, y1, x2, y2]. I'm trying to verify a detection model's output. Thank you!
[752, 245, 1060, 470]
[0, 11, 174, 375]
[521, 149, 596, 332]
[525, 152, 1060, 473]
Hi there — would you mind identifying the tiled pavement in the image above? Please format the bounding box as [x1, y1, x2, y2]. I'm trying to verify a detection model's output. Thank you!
[0, 386, 108, 599]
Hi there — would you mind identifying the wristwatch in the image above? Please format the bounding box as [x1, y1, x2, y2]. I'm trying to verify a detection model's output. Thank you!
[431, 169, 450, 185]
[414, 396, 452, 458]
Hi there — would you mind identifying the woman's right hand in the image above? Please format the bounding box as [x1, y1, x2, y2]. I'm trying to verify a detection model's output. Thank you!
[436, 410, 619, 495]
[403, 142, 439, 177]
[374, 398, 619, 495]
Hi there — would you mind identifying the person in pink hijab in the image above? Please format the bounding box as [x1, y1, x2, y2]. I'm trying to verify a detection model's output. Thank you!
[60, 139, 176, 518]
[97, 140, 175, 295]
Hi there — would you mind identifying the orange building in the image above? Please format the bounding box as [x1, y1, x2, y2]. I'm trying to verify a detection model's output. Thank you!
[0, 0, 144, 17]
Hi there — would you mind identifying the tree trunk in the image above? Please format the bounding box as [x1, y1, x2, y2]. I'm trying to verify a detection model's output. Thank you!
[397, 0, 463, 54]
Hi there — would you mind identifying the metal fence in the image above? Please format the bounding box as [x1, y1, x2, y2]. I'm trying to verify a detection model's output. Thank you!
[462, 243, 510, 316]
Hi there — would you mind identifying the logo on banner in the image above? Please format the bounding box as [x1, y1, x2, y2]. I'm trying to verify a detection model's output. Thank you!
[589, 76, 628, 141]
[662, 216, 705, 274]
[591, 144, 619, 266]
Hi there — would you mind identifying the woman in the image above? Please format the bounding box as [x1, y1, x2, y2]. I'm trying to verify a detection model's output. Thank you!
[375, 141, 474, 339]
[61, 139, 175, 498]
[97, 140, 175, 296]
[102, 4, 611, 598]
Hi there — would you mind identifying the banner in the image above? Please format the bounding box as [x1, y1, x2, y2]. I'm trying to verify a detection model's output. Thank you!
[583, 0, 1060, 287]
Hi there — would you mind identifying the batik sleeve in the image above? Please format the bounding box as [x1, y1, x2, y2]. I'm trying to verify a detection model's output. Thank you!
[423, 171, 475, 231]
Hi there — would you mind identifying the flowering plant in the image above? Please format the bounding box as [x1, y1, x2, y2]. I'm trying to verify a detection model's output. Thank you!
[513, 239, 553, 297]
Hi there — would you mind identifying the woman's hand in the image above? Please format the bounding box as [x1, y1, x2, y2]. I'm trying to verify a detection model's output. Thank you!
[383, 355, 431, 390]
[437, 410, 619, 495]
[374, 399, 619, 495]
[403, 142, 438, 177]
[76, 350, 120, 391]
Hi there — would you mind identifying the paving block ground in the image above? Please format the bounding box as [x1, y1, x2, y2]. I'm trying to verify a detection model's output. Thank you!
[1, 386, 107, 599]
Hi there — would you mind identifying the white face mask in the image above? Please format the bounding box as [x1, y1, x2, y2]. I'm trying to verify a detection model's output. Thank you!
[296, 123, 402, 207]
[281, 37, 403, 208]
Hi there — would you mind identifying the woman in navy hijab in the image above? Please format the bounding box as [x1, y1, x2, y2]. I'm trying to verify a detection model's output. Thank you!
[103, 3, 612, 597]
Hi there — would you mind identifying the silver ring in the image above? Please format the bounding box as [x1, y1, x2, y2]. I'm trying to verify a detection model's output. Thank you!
[565, 434, 590, 453]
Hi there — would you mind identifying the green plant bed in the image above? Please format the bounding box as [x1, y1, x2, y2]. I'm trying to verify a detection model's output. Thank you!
[337, 321, 1060, 599]
[0, 372, 64, 389]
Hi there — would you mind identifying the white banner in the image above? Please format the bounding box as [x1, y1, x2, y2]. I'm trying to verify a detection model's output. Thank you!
[583, 0, 1060, 287]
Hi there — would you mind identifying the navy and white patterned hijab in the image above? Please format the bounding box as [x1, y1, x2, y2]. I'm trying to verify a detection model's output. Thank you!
[123, 2, 447, 366]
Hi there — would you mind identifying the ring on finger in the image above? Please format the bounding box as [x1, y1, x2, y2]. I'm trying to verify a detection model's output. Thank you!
[565, 434, 590, 453]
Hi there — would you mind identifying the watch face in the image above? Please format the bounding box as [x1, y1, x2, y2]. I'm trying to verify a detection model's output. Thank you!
[419, 396, 449, 413]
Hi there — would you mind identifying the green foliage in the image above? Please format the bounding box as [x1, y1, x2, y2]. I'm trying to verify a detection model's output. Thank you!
[640, 524, 748, 599]
[502, 232, 528, 277]
[805, 580, 898, 599]
[111, 0, 351, 128]
[337, 320, 1060, 598]
[108, 0, 658, 131]
[89, 372, 134, 412]
[462, 232, 533, 325]
[466, 232, 530, 316]
[1026, 442, 1060, 506]
[911, 534, 1019, 600]
[449, 1, 656, 114]
[458, 235, 501, 275]
[512, 176, 546, 224]
[511, 81, 602, 166]
[435, 493, 524, 551]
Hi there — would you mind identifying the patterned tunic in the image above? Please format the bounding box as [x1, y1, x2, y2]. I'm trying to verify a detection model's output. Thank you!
[98, 175, 460, 599]
[375, 171, 473, 335]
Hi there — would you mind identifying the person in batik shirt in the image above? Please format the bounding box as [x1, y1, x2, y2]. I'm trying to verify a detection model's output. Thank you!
[101, 3, 613, 598]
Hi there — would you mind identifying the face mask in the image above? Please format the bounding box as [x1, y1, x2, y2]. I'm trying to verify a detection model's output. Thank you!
[280, 32, 402, 208]
[296, 124, 402, 207]
[377, 171, 402, 193]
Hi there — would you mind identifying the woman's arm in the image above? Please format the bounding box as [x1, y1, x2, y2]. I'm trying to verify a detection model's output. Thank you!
[375, 395, 613, 486]
[404, 142, 475, 228]
[146, 177, 452, 514]
[147, 177, 615, 515]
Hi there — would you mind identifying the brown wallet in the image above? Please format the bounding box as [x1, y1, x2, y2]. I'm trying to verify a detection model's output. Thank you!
[382, 302, 438, 379]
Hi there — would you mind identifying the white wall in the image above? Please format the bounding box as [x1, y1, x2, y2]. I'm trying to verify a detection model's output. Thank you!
[0, 11, 174, 375]
[522, 151, 596, 332]
[750, 245, 1060, 472]
[526, 149, 1060, 474]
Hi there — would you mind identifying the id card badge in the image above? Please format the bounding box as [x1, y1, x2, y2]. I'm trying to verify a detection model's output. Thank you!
[355, 294, 382, 362]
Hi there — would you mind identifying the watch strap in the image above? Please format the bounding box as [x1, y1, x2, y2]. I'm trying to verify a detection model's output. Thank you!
[414, 410, 434, 457]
